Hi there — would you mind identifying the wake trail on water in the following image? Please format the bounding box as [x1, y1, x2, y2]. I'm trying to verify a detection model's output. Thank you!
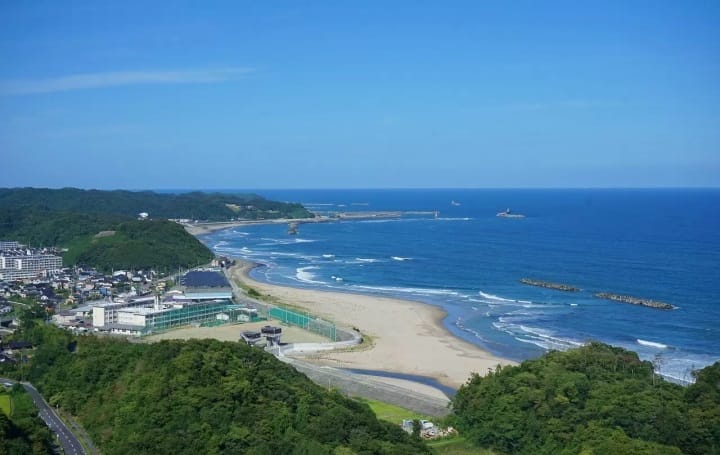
[637, 339, 669, 349]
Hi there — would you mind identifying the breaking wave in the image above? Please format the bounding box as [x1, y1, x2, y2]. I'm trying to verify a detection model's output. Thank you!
[295, 266, 325, 285]
[637, 339, 669, 349]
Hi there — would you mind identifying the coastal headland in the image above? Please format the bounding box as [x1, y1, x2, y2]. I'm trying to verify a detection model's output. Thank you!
[520, 278, 579, 292]
[227, 260, 514, 389]
[595, 292, 675, 310]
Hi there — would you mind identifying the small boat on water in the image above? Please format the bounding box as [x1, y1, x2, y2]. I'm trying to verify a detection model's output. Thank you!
[497, 208, 525, 218]
[451, 200, 461, 206]
[288, 222, 299, 235]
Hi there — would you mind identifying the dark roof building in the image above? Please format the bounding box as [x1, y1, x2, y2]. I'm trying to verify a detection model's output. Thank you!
[8, 340, 32, 350]
[181, 270, 229, 288]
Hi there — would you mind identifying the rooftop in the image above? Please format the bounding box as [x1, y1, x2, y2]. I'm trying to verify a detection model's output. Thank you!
[180, 270, 229, 288]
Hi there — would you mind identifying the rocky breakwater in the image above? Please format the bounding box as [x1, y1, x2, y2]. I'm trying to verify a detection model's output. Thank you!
[520, 278, 579, 292]
[595, 292, 675, 310]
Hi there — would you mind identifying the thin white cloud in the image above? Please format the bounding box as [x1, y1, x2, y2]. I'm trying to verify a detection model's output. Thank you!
[0, 67, 254, 95]
[497, 100, 625, 112]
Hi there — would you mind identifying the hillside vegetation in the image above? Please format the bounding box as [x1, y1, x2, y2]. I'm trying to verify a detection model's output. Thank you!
[0, 188, 312, 221]
[0, 187, 312, 271]
[20, 325, 428, 455]
[0, 208, 129, 247]
[0, 210, 212, 272]
[72, 220, 214, 272]
[451, 342, 720, 455]
[0, 385, 54, 454]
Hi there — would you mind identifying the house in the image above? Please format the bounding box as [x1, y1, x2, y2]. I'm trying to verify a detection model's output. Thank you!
[8, 340, 32, 350]
[0, 353, 15, 364]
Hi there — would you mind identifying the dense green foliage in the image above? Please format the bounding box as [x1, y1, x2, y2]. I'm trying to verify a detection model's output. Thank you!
[0, 386, 54, 455]
[0, 211, 213, 272]
[452, 343, 720, 454]
[0, 188, 313, 221]
[74, 220, 214, 272]
[0, 208, 130, 247]
[22, 325, 427, 454]
[0, 187, 312, 271]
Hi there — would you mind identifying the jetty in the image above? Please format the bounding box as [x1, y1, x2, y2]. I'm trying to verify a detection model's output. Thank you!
[520, 278, 579, 292]
[595, 292, 674, 310]
[312, 210, 439, 220]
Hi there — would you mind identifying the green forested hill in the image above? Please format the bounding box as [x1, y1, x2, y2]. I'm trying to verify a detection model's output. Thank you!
[0, 187, 313, 271]
[0, 208, 131, 247]
[72, 220, 214, 272]
[0, 210, 213, 272]
[24, 329, 428, 455]
[0, 188, 312, 221]
[451, 342, 720, 455]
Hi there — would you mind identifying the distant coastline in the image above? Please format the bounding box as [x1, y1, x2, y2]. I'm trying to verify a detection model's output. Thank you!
[185, 216, 517, 389]
[188, 188, 720, 385]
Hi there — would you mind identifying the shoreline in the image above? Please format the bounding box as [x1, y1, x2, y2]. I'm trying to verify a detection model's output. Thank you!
[228, 259, 515, 389]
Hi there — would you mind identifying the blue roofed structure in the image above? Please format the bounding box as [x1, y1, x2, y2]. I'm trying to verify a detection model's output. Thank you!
[180, 270, 229, 288]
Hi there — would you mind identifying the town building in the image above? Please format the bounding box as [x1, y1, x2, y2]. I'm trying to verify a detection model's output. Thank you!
[0, 251, 63, 280]
[84, 270, 249, 336]
[0, 241, 21, 250]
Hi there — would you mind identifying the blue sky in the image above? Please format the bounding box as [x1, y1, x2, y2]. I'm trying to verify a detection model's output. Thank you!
[1, 1, 718, 189]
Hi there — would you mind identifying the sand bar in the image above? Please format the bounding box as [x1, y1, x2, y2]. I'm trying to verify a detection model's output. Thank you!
[229, 261, 515, 389]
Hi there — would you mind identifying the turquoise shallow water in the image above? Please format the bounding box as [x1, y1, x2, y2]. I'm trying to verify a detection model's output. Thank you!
[200, 189, 720, 383]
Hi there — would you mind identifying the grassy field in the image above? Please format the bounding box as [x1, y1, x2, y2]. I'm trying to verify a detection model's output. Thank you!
[356, 397, 495, 455]
[427, 436, 496, 454]
[0, 393, 12, 416]
[354, 397, 430, 424]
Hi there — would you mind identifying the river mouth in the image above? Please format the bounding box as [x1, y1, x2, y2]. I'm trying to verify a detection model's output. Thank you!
[342, 368, 457, 398]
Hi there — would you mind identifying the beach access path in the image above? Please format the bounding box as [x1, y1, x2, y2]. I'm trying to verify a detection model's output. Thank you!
[229, 261, 514, 389]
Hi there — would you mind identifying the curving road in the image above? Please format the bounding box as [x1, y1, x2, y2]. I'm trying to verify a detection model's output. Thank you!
[1, 377, 86, 455]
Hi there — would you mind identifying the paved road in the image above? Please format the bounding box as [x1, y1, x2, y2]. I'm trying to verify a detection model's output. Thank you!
[1, 377, 86, 455]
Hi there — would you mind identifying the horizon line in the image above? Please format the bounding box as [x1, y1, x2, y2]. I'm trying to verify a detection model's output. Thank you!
[3, 186, 719, 192]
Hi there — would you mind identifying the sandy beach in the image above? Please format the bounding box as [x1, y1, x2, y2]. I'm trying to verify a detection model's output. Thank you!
[229, 261, 515, 389]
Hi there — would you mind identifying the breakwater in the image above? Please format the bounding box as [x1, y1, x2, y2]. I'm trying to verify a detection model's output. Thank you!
[316, 210, 438, 220]
[595, 293, 674, 310]
[520, 278, 579, 292]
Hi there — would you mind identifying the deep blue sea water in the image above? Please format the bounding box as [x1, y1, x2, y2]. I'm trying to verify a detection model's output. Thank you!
[199, 189, 720, 383]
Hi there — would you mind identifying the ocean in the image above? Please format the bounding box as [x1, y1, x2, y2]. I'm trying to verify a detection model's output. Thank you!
[198, 189, 720, 383]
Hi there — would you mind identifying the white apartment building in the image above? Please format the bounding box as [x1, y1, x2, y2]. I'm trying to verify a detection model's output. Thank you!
[0, 253, 63, 280]
[0, 241, 21, 250]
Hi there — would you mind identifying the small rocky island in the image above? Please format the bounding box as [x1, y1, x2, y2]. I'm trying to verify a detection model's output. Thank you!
[595, 292, 675, 310]
[520, 278, 579, 292]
